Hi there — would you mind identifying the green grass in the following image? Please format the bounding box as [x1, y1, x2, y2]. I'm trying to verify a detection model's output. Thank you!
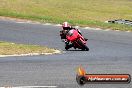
[0, 41, 56, 55]
[0, 0, 132, 31]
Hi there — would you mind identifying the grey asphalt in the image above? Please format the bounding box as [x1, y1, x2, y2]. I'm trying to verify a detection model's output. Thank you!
[0, 19, 132, 88]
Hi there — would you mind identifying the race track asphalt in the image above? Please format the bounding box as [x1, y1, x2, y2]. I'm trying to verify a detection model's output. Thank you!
[0, 19, 132, 88]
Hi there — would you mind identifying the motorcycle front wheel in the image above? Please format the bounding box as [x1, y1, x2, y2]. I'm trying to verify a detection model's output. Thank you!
[77, 40, 89, 51]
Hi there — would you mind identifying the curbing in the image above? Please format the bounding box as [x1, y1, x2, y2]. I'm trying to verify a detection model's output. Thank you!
[0, 50, 61, 57]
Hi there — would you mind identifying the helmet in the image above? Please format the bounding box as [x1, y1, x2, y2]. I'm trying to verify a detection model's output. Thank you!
[62, 22, 71, 30]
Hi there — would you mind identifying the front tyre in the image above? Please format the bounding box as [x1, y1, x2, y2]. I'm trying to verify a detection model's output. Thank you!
[83, 45, 89, 51]
[77, 40, 89, 51]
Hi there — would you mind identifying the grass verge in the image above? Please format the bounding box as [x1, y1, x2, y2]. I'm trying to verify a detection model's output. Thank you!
[0, 41, 58, 55]
[0, 0, 132, 31]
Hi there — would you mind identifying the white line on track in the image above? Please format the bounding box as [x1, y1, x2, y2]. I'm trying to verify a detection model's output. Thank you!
[83, 27, 91, 29]
[95, 28, 102, 30]
[92, 28, 102, 31]
[0, 86, 58, 88]
[43, 23, 52, 25]
[16, 22, 27, 24]
[126, 31, 131, 33]
[16, 21, 41, 24]
[103, 29, 111, 31]
[115, 30, 120, 31]
[74, 26, 79, 28]
[54, 24, 61, 26]
[14, 21, 132, 33]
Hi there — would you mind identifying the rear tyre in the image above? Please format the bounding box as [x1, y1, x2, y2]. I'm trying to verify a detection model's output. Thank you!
[65, 46, 69, 50]
[77, 40, 89, 51]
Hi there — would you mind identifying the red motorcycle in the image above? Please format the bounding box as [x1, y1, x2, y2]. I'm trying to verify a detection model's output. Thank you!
[64, 29, 89, 51]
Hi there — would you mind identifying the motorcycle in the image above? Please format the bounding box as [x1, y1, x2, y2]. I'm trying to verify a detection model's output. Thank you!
[60, 29, 89, 51]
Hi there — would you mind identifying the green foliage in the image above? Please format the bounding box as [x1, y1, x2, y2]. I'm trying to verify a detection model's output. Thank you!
[0, 0, 132, 31]
[0, 41, 55, 55]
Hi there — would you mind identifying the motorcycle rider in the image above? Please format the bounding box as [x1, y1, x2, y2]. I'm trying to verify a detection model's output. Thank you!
[60, 22, 87, 50]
